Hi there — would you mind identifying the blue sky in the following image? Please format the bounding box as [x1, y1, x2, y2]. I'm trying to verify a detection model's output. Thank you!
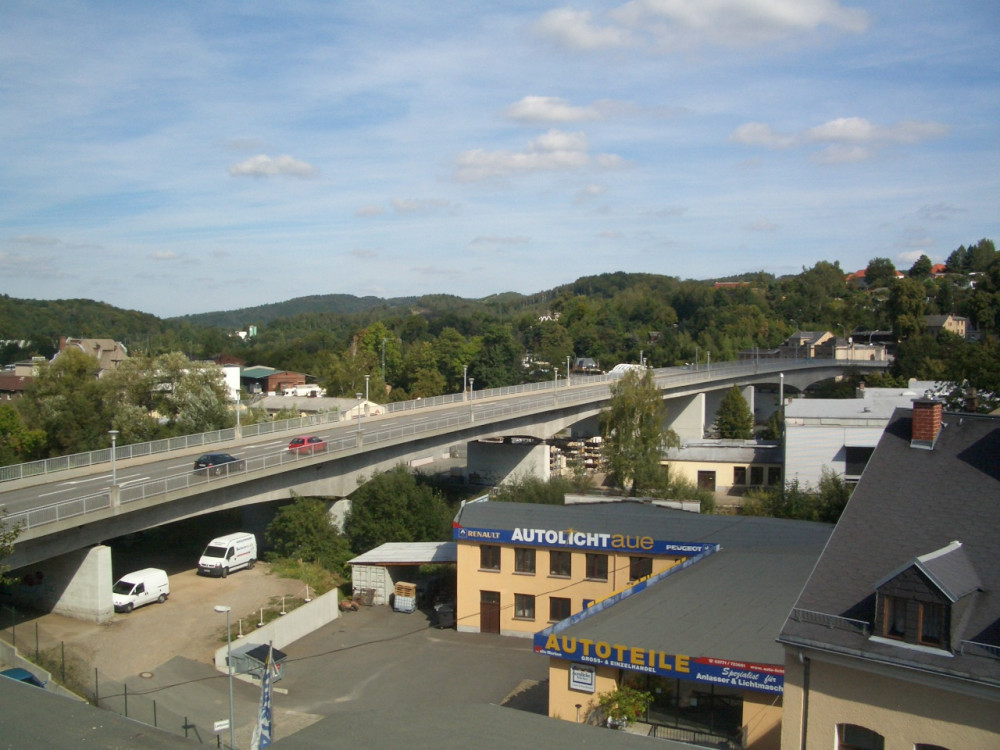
[2, 1, 998, 317]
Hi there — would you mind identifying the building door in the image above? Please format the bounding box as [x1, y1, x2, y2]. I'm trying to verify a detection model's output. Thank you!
[480, 591, 500, 634]
[697, 471, 716, 491]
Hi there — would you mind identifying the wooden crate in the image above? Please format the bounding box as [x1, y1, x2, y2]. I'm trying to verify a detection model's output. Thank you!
[394, 582, 416, 599]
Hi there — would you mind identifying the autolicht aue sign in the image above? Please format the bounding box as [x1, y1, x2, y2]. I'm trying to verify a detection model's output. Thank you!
[533, 633, 784, 694]
[452, 523, 715, 556]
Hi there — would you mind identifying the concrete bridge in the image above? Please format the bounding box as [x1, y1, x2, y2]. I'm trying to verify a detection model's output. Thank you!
[0, 358, 880, 620]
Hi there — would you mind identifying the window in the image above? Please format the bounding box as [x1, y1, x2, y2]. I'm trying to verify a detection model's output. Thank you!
[585, 553, 608, 581]
[549, 597, 571, 621]
[845, 446, 875, 477]
[480, 545, 500, 571]
[837, 724, 884, 750]
[629, 556, 652, 581]
[514, 547, 536, 574]
[514, 594, 535, 620]
[767, 466, 782, 485]
[884, 595, 906, 639]
[733, 466, 747, 485]
[919, 602, 944, 646]
[549, 550, 572, 577]
[750, 466, 764, 486]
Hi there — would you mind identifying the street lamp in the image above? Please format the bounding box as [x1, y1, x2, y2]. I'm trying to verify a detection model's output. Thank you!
[566, 355, 571, 387]
[108, 430, 119, 486]
[364, 374, 370, 406]
[463, 365, 468, 401]
[381, 338, 387, 382]
[214, 605, 235, 750]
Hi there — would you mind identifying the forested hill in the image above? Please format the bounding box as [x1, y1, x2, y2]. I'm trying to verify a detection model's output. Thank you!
[0, 295, 169, 355]
[171, 293, 421, 328]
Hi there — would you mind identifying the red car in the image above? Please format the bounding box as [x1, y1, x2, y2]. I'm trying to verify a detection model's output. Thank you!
[288, 435, 327, 454]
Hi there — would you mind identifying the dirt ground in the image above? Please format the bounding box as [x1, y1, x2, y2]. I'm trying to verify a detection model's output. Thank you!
[21, 562, 305, 682]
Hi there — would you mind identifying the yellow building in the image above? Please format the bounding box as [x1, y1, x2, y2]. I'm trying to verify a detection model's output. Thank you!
[453, 500, 831, 749]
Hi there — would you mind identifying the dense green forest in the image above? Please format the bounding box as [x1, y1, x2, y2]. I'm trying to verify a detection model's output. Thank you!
[3, 240, 998, 411]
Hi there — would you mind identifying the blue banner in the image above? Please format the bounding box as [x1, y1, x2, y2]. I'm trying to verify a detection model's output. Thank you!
[533, 632, 783, 694]
[453, 523, 715, 556]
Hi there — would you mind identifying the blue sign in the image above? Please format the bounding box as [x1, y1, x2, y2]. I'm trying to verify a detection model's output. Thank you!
[453, 523, 715, 556]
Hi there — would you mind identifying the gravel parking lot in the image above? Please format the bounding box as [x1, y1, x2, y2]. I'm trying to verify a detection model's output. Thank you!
[25, 562, 304, 681]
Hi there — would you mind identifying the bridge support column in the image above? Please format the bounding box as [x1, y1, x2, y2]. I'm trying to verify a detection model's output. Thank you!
[8, 545, 114, 623]
[466, 441, 550, 486]
[666, 394, 706, 443]
[741, 385, 756, 425]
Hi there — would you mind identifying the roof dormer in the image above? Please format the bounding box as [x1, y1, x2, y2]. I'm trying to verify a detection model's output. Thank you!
[871, 541, 982, 652]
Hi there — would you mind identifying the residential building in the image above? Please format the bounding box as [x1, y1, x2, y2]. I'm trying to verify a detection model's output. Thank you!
[239, 366, 306, 395]
[923, 314, 968, 339]
[660, 440, 782, 504]
[778, 401, 1000, 749]
[783, 380, 939, 488]
[55, 337, 128, 375]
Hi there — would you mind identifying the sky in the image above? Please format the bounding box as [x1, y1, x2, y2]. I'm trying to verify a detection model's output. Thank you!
[2, 1, 998, 318]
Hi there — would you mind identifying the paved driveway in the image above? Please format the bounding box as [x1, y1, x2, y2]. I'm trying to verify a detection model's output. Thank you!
[117, 602, 548, 747]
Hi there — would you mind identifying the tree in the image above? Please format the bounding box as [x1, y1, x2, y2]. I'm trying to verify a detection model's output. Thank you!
[490, 474, 575, 505]
[17, 347, 112, 456]
[1, 507, 23, 584]
[908, 254, 933, 279]
[265, 495, 353, 575]
[470, 324, 523, 388]
[344, 465, 452, 554]
[886, 277, 928, 341]
[599, 369, 676, 496]
[716, 386, 754, 439]
[864, 257, 898, 289]
[0, 404, 46, 466]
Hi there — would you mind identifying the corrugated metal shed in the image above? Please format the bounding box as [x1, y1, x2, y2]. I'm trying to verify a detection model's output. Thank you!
[348, 542, 456, 606]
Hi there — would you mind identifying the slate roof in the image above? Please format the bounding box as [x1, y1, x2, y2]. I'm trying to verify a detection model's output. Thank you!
[778, 408, 1000, 687]
[457, 501, 832, 665]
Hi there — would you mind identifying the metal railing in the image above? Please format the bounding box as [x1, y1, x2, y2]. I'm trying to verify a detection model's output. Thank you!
[789, 608, 871, 635]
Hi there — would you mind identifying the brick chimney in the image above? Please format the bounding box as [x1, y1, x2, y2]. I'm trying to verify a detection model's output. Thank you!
[911, 398, 943, 449]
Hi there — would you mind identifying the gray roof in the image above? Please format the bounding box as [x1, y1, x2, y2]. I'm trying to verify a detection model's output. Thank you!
[457, 501, 832, 665]
[779, 408, 1000, 686]
[664, 441, 781, 464]
[348, 541, 457, 566]
[0, 679, 694, 750]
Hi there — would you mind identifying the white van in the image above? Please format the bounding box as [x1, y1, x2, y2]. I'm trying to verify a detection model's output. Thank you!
[198, 532, 257, 577]
[112, 568, 170, 613]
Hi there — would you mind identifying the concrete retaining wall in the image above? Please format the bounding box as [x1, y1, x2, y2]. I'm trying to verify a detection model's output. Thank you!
[214, 587, 340, 675]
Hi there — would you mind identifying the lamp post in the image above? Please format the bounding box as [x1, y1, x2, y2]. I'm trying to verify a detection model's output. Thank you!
[108, 430, 119, 486]
[214, 605, 235, 750]
[364, 374, 370, 407]
[463, 365, 468, 401]
[779, 372, 785, 422]
[381, 338, 387, 382]
[468, 379, 474, 422]
[706, 351, 710, 371]
[356, 393, 363, 443]
[566, 355, 571, 387]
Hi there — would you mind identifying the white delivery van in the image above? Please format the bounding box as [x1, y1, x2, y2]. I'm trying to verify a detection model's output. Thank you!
[198, 532, 257, 577]
[112, 568, 170, 613]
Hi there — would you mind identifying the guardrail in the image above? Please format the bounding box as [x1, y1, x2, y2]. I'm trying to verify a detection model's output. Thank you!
[2, 358, 850, 534]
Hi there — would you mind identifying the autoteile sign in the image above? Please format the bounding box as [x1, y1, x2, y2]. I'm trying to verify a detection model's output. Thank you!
[534, 633, 784, 695]
[452, 522, 715, 556]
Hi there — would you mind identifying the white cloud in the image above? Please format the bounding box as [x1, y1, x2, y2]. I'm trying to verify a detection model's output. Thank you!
[227, 154, 318, 178]
[532, 8, 632, 51]
[391, 199, 455, 214]
[917, 203, 965, 222]
[729, 122, 796, 149]
[351, 248, 378, 258]
[612, 0, 869, 48]
[732, 116, 949, 163]
[150, 250, 181, 261]
[505, 96, 631, 124]
[12, 234, 61, 246]
[455, 129, 621, 181]
[535, 1, 868, 53]
[897, 250, 927, 263]
[356, 205, 384, 217]
[745, 219, 778, 232]
[469, 235, 530, 247]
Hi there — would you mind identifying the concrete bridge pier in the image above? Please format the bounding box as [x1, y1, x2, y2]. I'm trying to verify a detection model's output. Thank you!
[6, 545, 113, 623]
[466, 441, 551, 486]
[667, 393, 706, 443]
